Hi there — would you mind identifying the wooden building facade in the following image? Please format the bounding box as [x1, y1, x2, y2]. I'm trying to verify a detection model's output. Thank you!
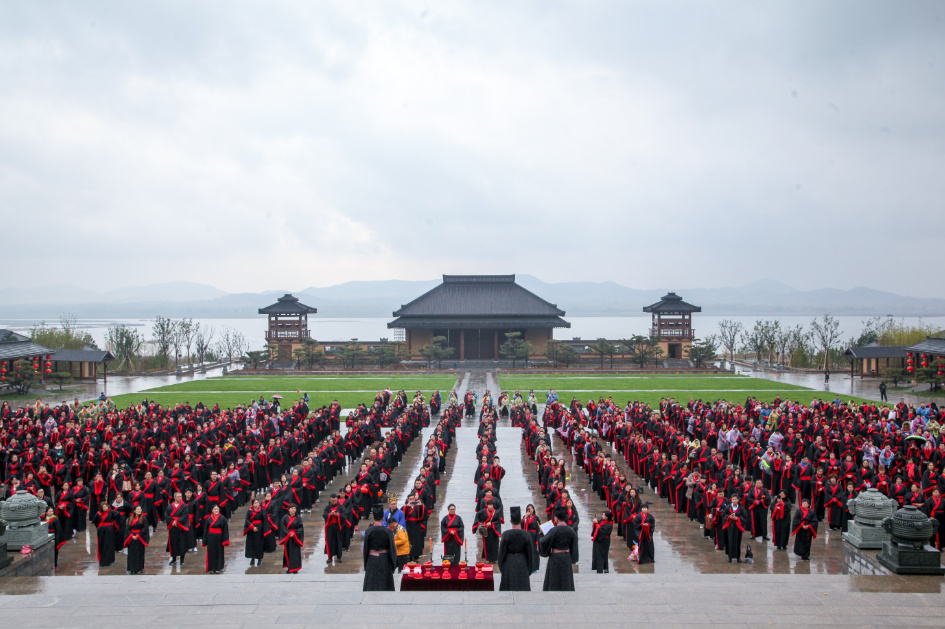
[388, 275, 570, 360]
[258, 294, 317, 361]
[643, 292, 701, 359]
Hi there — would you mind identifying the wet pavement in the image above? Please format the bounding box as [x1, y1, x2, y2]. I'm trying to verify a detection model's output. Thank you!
[10, 370, 945, 595]
[730, 361, 938, 406]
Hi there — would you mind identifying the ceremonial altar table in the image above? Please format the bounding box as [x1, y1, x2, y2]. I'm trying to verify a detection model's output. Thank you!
[400, 566, 495, 591]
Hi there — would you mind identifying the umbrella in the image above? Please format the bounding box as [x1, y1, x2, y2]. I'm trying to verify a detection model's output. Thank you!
[904, 434, 927, 444]
[272, 394, 283, 400]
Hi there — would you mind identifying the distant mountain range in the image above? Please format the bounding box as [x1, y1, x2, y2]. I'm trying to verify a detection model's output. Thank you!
[1, 277, 943, 319]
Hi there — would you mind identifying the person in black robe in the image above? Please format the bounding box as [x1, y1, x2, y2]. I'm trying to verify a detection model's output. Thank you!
[770, 491, 793, 551]
[791, 498, 819, 561]
[472, 501, 503, 562]
[720, 494, 748, 563]
[498, 506, 533, 591]
[363, 504, 397, 591]
[202, 505, 230, 573]
[323, 494, 344, 566]
[125, 506, 150, 574]
[744, 480, 771, 541]
[44, 507, 67, 569]
[538, 506, 579, 591]
[165, 492, 190, 567]
[90, 503, 119, 567]
[404, 493, 427, 561]
[631, 506, 656, 564]
[244, 498, 266, 566]
[279, 504, 305, 574]
[263, 495, 279, 553]
[440, 503, 465, 563]
[591, 511, 613, 572]
[522, 504, 542, 573]
[110, 495, 132, 554]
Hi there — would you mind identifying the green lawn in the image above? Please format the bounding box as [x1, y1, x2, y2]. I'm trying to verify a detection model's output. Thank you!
[105, 374, 458, 411]
[499, 375, 809, 392]
[544, 390, 874, 407]
[146, 376, 457, 393]
[498, 374, 878, 407]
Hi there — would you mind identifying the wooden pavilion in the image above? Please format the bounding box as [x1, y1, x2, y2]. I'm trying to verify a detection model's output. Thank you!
[388, 275, 570, 360]
[643, 292, 702, 359]
[258, 294, 317, 361]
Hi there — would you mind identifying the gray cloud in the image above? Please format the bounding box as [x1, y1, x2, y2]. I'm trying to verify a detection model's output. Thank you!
[1, 1, 942, 295]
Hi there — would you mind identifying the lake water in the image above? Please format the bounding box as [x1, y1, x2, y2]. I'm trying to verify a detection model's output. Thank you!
[2, 315, 943, 351]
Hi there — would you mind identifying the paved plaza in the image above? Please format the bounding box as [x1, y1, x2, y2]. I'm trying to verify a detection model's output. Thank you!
[2, 370, 944, 626]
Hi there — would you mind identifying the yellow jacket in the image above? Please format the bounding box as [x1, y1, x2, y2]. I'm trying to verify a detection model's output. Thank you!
[392, 525, 410, 556]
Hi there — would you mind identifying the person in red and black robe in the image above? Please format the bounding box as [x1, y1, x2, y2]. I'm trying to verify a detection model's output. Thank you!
[631, 505, 656, 564]
[745, 480, 771, 541]
[472, 502, 503, 562]
[165, 492, 190, 566]
[44, 507, 67, 569]
[244, 498, 266, 566]
[770, 491, 793, 551]
[923, 487, 945, 551]
[720, 494, 748, 563]
[791, 497, 818, 561]
[323, 495, 344, 565]
[91, 502, 119, 567]
[202, 505, 230, 574]
[125, 506, 150, 575]
[440, 503, 464, 563]
[822, 476, 846, 530]
[590, 511, 613, 573]
[523, 504, 542, 571]
[280, 504, 305, 574]
[403, 493, 426, 561]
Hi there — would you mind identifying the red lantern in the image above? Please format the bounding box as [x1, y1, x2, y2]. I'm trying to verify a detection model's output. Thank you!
[907, 352, 913, 357]
[45, 368, 52, 375]
[907, 357, 913, 365]
[14, 364, 20, 371]
[921, 360, 928, 368]
[0, 368, 5, 375]
[907, 365, 914, 373]
[45, 361, 51, 368]
[46, 354, 52, 360]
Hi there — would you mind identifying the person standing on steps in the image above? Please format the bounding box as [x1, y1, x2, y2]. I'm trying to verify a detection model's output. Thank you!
[363, 504, 397, 591]
[538, 506, 579, 591]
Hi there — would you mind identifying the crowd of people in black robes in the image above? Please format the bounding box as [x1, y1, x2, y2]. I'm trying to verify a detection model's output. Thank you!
[0, 387, 452, 574]
[539, 393, 945, 567]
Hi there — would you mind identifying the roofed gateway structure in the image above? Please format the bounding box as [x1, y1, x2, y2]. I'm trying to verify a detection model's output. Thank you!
[388, 275, 570, 360]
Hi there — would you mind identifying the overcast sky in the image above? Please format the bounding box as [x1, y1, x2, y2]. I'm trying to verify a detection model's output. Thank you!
[2, 1, 943, 296]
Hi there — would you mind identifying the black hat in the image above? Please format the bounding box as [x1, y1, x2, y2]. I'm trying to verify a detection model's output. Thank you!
[372, 504, 385, 521]
[510, 506, 522, 525]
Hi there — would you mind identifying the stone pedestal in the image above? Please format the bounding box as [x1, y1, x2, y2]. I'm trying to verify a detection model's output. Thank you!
[0, 523, 51, 551]
[0, 490, 52, 551]
[843, 520, 890, 550]
[0, 542, 12, 570]
[877, 540, 945, 575]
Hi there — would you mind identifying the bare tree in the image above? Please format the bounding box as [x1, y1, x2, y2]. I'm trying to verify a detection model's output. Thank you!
[232, 331, 248, 362]
[180, 318, 195, 363]
[717, 320, 743, 362]
[215, 327, 234, 364]
[170, 320, 186, 366]
[194, 324, 215, 364]
[810, 314, 842, 371]
[151, 316, 175, 368]
[773, 323, 791, 365]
